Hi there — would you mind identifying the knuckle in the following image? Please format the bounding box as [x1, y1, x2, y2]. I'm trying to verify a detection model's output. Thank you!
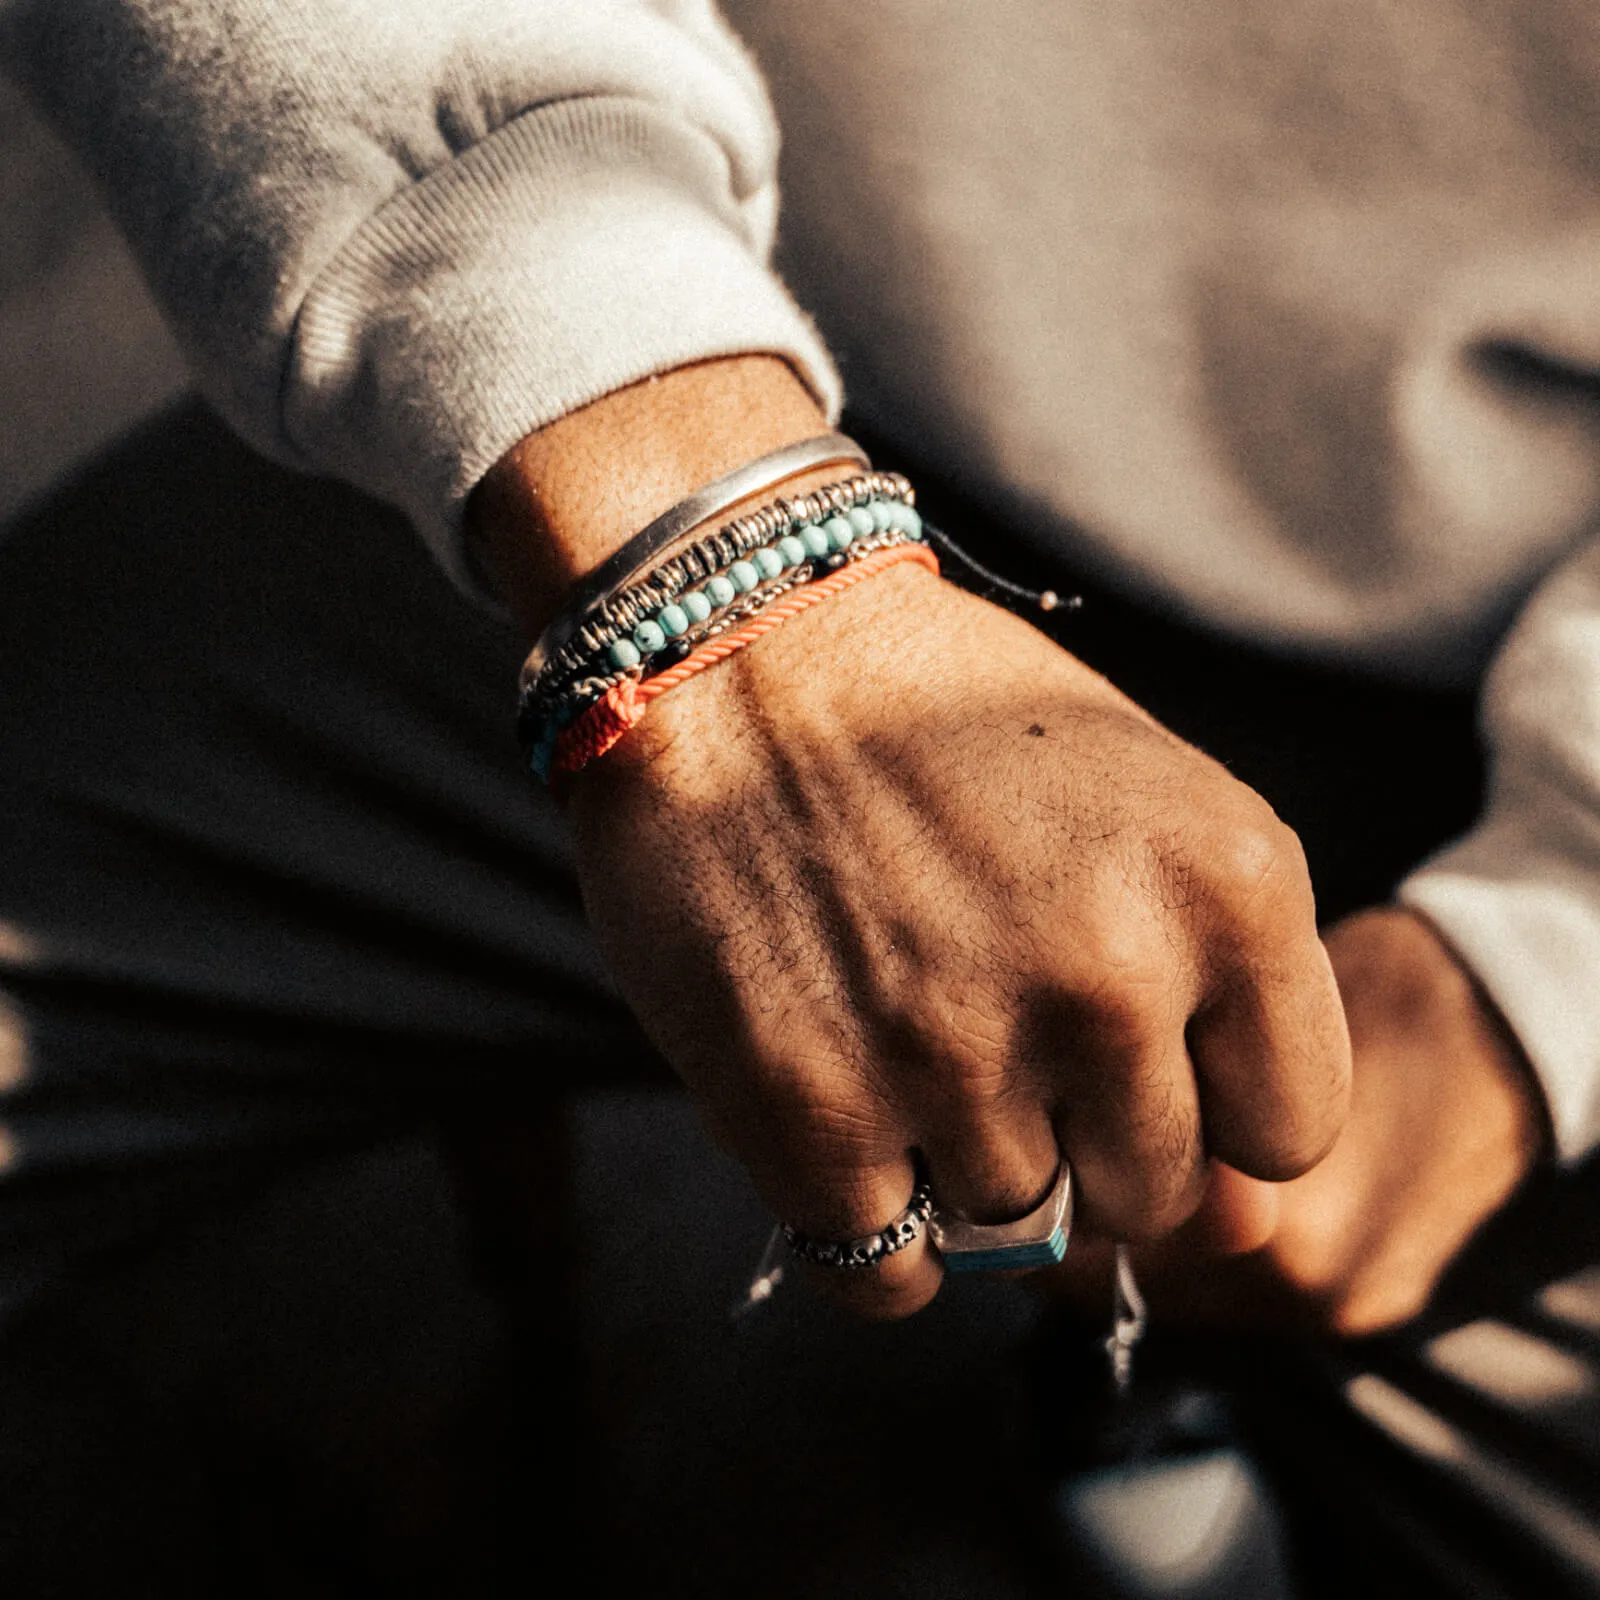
[1208, 810, 1308, 914]
[1266, 1105, 1344, 1179]
[1212, 1081, 1345, 1182]
[1279, 1051, 1353, 1174]
[737, 1060, 893, 1174]
[921, 1047, 1021, 1125]
[1082, 982, 1166, 1056]
[873, 982, 1022, 1119]
[1062, 946, 1174, 1054]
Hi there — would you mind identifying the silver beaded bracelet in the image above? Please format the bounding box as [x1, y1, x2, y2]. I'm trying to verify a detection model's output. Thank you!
[526, 472, 916, 710]
[522, 432, 870, 686]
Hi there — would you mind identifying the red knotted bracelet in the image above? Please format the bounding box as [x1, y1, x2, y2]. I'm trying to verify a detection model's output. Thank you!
[550, 540, 940, 782]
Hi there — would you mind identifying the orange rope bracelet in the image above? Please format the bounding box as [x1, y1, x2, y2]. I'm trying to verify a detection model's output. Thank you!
[551, 540, 940, 781]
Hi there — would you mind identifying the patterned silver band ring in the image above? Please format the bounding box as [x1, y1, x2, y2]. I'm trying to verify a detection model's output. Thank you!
[780, 1179, 935, 1270]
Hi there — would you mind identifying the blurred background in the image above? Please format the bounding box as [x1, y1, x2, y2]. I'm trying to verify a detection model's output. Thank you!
[0, 74, 185, 524]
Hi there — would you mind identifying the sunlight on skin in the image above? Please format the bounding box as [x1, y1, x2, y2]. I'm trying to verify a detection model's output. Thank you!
[0, 920, 37, 1100]
[0, 993, 27, 1095]
[1186, 1161, 1281, 1256]
[0, 922, 36, 967]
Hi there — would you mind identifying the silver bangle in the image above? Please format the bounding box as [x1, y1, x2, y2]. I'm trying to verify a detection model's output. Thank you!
[524, 432, 869, 681]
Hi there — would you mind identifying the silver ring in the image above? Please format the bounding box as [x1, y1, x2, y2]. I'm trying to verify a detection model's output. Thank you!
[928, 1163, 1073, 1274]
[781, 1179, 934, 1270]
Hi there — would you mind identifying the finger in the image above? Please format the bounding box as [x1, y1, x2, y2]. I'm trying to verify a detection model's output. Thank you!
[1187, 933, 1352, 1181]
[759, 1128, 943, 1320]
[1183, 1159, 1281, 1255]
[1051, 1020, 1209, 1240]
[918, 1098, 1062, 1227]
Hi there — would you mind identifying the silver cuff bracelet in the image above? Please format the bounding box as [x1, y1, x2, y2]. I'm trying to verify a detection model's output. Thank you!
[524, 431, 869, 681]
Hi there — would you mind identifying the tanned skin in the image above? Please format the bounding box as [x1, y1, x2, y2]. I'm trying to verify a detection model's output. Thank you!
[472, 355, 1543, 1330]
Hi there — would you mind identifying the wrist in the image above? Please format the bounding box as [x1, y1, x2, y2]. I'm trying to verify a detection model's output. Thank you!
[566, 556, 950, 805]
[467, 354, 832, 637]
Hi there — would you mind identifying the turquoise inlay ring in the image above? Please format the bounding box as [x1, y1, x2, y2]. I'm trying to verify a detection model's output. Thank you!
[929, 1163, 1073, 1274]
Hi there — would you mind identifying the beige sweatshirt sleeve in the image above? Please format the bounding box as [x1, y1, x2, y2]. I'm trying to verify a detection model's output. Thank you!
[0, 0, 840, 592]
[1402, 534, 1600, 1161]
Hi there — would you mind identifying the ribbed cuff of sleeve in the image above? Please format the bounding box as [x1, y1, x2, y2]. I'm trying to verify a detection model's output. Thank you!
[1400, 800, 1600, 1162]
[284, 95, 842, 596]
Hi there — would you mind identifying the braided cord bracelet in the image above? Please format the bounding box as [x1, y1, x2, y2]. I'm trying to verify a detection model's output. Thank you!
[550, 541, 941, 782]
[523, 515, 924, 767]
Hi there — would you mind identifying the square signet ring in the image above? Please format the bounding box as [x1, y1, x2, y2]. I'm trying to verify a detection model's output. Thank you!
[928, 1163, 1073, 1273]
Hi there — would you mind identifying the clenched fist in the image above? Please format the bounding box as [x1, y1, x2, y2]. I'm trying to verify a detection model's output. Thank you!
[568, 556, 1351, 1316]
[1041, 908, 1547, 1334]
[477, 355, 1352, 1319]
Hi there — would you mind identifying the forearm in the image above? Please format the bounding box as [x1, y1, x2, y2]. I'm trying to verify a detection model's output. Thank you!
[467, 355, 833, 637]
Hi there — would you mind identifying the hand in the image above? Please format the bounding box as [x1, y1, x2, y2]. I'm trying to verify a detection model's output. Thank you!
[475, 356, 1350, 1321]
[566, 556, 1351, 1318]
[1041, 907, 1549, 1334]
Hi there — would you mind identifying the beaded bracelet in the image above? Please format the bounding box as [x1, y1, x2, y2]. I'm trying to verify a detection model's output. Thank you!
[520, 513, 927, 778]
[588, 482, 915, 670]
[525, 434, 870, 682]
[527, 471, 916, 697]
[526, 490, 921, 716]
[519, 486, 919, 727]
[548, 540, 941, 783]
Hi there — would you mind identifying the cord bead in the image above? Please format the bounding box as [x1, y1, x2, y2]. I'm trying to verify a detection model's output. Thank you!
[681, 590, 713, 623]
[633, 619, 667, 653]
[728, 559, 760, 593]
[753, 546, 784, 580]
[846, 505, 876, 540]
[608, 638, 642, 671]
[549, 541, 942, 781]
[706, 574, 737, 606]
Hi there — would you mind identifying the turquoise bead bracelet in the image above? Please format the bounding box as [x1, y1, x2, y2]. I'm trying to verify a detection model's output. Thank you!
[519, 512, 927, 777]
[517, 461, 921, 778]
[603, 499, 922, 674]
[528, 470, 916, 699]
[527, 484, 920, 721]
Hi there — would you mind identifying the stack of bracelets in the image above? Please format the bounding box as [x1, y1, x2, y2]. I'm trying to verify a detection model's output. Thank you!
[516, 433, 939, 786]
